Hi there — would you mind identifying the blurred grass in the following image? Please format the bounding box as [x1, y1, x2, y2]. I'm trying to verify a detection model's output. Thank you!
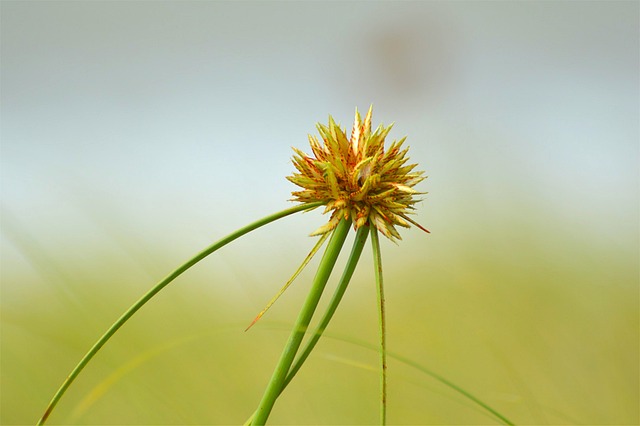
[1, 206, 638, 425]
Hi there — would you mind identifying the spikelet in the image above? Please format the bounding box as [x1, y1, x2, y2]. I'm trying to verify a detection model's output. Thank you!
[287, 107, 429, 241]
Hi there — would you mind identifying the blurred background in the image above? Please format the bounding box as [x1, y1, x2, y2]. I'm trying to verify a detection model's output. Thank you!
[2, 1, 638, 425]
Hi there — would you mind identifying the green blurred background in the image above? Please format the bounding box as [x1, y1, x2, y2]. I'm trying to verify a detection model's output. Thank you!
[2, 1, 638, 425]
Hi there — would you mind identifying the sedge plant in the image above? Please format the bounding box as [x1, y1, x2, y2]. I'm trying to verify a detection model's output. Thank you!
[37, 107, 513, 425]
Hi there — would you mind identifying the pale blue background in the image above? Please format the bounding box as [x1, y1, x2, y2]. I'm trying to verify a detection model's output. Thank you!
[3, 1, 636, 253]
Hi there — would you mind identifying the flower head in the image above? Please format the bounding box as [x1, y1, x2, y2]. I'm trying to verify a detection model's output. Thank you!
[287, 106, 429, 241]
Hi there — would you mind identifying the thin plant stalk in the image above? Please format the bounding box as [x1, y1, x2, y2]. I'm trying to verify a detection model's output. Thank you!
[371, 227, 387, 425]
[251, 218, 351, 425]
[37, 201, 322, 425]
[244, 225, 369, 425]
[283, 225, 369, 388]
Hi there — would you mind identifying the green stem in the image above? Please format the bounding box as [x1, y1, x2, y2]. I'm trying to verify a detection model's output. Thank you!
[371, 227, 387, 425]
[251, 218, 351, 425]
[36, 202, 322, 425]
[244, 225, 369, 425]
[283, 225, 368, 388]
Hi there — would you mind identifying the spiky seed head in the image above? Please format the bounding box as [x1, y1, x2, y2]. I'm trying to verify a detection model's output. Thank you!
[287, 106, 429, 241]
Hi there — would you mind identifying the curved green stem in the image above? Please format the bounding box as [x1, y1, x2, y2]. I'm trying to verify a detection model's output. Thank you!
[251, 218, 351, 425]
[371, 227, 387, 425]
[37, 202, 322, 425]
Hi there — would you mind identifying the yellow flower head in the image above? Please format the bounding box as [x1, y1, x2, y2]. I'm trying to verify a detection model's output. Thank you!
[287, 106, 429, 241]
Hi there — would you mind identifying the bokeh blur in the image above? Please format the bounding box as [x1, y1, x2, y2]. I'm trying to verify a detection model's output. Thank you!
[2, 2, 638, 425]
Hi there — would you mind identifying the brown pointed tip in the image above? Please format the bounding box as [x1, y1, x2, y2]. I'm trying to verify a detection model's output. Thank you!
[400, 214, 431, 235]
[244, 314, 262, 332]
[416, 223, 431, 234]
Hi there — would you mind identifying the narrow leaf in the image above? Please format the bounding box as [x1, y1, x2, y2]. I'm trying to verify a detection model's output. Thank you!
[245, 232, 331, 331]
